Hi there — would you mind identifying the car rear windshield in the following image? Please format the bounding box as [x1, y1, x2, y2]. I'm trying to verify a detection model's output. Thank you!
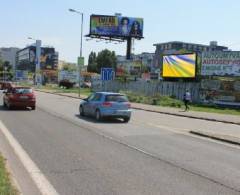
[14, 88, 33, 94]
[105, 95, 128, 102]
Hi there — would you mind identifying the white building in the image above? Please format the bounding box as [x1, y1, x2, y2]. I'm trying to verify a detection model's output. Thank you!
[117, 52, 155, 73]
[0, 47, 20, 71]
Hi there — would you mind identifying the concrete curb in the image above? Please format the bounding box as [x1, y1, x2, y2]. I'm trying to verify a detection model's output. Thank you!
[190, 131, 240, 146]
[35, 89, 240, 126]
[131, 107, 240, 125]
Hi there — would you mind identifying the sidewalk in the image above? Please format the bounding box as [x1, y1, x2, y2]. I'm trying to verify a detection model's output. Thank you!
[35, 89, 240, 146]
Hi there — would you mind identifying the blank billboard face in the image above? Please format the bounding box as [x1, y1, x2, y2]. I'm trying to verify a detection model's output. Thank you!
[162, 53, 196, 78]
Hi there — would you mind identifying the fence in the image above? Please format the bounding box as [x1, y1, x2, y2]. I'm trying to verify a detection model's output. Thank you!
[92, 80, 201, 102]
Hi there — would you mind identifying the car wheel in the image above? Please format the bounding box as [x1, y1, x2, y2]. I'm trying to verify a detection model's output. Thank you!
[6, 102, 11, 109]
[3, 101, 6, 107]
[123, 117, 130, 123]
[31, 106, 36, 110]
[95, 109, 101, 121]
[79, 106, 85, 116]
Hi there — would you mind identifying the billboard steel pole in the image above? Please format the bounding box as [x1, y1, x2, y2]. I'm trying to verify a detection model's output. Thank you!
[126, 37, 132, 60]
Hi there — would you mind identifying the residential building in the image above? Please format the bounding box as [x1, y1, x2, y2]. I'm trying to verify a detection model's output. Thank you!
[116, 52, 155, 75]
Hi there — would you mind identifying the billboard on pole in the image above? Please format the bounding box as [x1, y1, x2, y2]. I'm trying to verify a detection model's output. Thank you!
[89, 15, 143, 38]
[201, 51, 240, 76]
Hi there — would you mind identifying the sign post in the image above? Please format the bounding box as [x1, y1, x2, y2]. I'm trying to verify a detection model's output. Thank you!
[77, 56, 84, 97]
[101, 68, 115, 91]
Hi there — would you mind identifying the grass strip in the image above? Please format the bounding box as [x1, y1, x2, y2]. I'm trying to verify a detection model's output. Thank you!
[0, 154, 18, 195]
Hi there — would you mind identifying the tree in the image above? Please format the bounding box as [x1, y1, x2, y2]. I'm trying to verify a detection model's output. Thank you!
[3, 61, 11, 71]
[0, 60, 13, 80]
[96, 49, 117, 73]
[0, 58, 4, 71]
[61, 63, 77, 71]
[87, 51, 97, 72]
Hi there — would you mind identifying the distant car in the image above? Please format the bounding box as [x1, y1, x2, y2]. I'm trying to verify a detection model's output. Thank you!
[3, 87, 36, 110]
[81, 81, 91, 88]
[79, 92, 131, 122]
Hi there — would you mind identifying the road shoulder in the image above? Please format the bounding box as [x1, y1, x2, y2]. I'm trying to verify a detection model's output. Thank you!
[0, 125, 41, 195]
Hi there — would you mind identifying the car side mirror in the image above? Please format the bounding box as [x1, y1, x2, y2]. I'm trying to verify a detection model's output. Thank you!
[83, 98, 88, 102]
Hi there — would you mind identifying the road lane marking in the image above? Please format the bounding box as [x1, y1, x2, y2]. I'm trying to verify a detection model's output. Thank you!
[0, 120, 59, 195]
[147, 123, 191, 134]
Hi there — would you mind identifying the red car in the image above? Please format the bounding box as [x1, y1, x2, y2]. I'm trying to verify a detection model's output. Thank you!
[3, 87, 36, 110]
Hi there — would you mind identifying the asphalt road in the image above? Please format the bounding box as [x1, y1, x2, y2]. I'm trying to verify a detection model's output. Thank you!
[0, 91, 240, 195]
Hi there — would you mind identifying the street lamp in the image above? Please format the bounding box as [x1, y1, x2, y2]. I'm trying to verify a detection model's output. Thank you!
[28, 37, 42, 86]
[69, 8, 84, 98]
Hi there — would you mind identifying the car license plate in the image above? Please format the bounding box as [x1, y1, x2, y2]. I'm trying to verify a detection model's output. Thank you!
[117, 111, 126, 115]
[19, 96, 28, 99]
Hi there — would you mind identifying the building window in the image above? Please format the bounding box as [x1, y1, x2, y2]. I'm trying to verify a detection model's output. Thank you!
[168, 44, 172, 50]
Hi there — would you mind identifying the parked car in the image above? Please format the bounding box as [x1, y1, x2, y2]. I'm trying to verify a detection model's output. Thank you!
[3, 87, 36, 110]
[81, 81, 91, 88]
[0, 81, 13, 91]
[79, 92, 131, 122]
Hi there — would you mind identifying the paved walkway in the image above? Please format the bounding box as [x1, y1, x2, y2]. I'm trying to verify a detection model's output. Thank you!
[35, 89, 240, 146]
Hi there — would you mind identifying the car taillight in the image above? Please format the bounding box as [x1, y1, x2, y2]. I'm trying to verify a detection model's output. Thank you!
[102, 102, 112, 107]
[127, 103, 131, 108]
[30, 96, 36, 100]
[31, 94, 36, 99]
[9, 94, 15, 99]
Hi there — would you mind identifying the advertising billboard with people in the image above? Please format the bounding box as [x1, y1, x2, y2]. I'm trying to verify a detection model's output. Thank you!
[89, 15, 143, 38]
[162, 53, 197, 78]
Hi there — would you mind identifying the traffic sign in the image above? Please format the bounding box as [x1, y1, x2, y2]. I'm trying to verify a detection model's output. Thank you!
[101, 68, 115, 81]
[78, 57, 84, 67]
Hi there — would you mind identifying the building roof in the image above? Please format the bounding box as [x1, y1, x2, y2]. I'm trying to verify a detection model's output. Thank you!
[17, 45, 55, 53]
[153, 41, 228, 49]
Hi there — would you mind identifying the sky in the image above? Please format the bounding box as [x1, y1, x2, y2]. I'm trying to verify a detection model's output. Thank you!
[1, 0, 240, 63]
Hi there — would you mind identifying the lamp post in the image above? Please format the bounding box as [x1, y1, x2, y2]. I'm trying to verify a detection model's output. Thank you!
[69, 8, 84, 98]
[28, 37, 42, 86]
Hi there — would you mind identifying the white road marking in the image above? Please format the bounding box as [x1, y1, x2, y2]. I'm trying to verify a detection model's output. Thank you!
[0, 120, 59, 195]
[147, 123, 191, 134]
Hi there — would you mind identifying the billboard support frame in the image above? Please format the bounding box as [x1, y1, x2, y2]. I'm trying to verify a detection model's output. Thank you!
[126, 37, 132, 60]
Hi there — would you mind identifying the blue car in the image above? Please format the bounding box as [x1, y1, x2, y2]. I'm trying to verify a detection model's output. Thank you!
[79, 92, 132, 122]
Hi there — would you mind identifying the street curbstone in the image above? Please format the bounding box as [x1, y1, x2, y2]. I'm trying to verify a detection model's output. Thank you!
[190, 131, 240, 146]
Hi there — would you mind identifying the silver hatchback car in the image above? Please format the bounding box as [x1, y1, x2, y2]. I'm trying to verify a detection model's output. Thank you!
[79, 92, 132, 122]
